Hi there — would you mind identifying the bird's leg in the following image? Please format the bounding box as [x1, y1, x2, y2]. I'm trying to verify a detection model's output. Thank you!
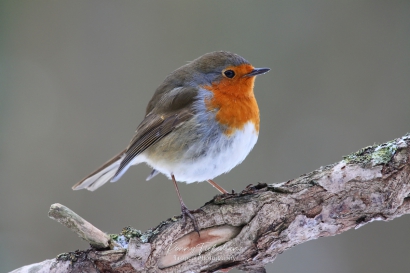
[171, 174, 202, 235]
[207, 179, 229, 194]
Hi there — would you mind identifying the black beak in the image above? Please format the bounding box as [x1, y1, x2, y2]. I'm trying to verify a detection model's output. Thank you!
[245, 67, 270, 77]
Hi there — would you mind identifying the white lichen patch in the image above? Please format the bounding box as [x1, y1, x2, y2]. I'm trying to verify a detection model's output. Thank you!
[284, 214, 338, 243]
[317, 162, 382, 193]
[113, 235, 128, 250]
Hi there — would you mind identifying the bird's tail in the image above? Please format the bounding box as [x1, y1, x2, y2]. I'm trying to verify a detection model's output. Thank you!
[72, 149, 126, 191]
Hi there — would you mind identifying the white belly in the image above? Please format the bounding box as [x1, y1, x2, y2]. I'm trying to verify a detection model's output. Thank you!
[142, 122, 258, 183]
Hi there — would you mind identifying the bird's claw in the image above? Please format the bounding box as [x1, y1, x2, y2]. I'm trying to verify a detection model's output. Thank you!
[180, 205, 204, 236]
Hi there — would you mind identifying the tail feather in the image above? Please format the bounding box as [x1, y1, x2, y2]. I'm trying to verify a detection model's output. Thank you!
[146, 169, 160, 181]
[72, 150, 126, 191]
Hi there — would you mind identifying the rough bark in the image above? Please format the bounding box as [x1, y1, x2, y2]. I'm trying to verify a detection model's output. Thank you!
[10, 133, 410, 273]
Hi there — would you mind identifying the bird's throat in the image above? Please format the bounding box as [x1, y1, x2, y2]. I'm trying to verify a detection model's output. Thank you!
[204, 79, 260, 136]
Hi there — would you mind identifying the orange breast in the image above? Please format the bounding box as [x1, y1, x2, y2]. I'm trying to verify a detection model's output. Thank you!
[203, 64, 260, 136]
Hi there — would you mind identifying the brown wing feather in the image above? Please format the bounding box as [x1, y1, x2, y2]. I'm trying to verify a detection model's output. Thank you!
[114, 86, 198, 178]
[114, 109, 192, 177]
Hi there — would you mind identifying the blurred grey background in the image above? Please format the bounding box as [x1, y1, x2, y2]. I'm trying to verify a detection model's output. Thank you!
[1, 1, 410, 272]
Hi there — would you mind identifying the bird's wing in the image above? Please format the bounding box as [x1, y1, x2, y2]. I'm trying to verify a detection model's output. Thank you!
[113, 86, 198, 179]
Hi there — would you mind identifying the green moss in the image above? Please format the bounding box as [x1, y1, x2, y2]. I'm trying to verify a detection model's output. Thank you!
[343, 141, 397, 167]
[371, 142, 398, 165]
[139, 226, 162, 243]
[343, 145, 375, 165]
[140, 231, 152, 243]
[56, 250, 85, 263]
[108, 226, 142, 247]
[110, 224, 166, 245]
[109, 234, 119, 241]
[121, 226, 142, 239]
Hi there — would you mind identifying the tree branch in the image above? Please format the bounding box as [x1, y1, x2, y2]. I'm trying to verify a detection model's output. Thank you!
[11, 133, 410, 273]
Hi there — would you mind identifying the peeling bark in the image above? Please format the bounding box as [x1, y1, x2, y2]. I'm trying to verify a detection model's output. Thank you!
[10, 133, 410, 273]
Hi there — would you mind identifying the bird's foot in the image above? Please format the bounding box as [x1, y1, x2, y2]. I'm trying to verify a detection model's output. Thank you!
[180, 204, 204, 236]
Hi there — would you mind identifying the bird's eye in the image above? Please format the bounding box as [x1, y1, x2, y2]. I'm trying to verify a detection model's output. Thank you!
[223, 70, 235, 78]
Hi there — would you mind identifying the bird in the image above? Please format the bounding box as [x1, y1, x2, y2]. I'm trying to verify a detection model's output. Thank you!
[72, 51, 270, 234]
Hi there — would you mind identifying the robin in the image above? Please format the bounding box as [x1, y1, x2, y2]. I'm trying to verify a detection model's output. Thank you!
[73, 51, 270, 234]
